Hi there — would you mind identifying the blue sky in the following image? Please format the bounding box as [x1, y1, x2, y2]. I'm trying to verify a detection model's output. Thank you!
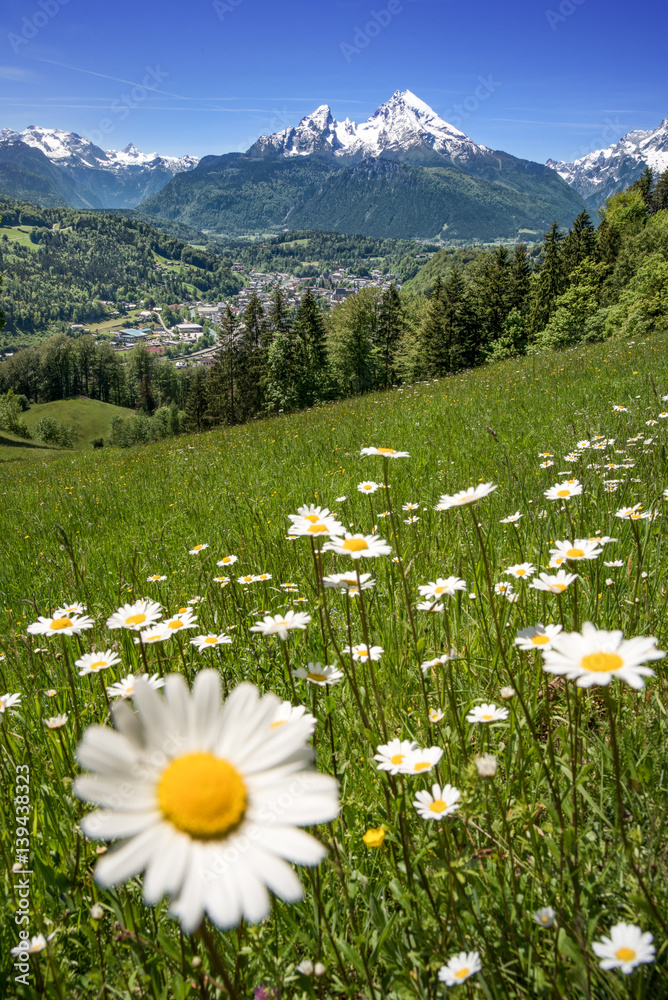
[1, 0, 666, 164]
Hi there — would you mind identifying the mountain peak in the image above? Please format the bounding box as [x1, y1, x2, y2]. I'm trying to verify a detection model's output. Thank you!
[547, 115, 668, 206]
[248, 89, 485, 163]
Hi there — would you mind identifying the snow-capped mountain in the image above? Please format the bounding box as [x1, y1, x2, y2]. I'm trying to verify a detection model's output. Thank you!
[0, 126, 198, 209]
[547, 118, 668, 207]
[248, 90, 489, 164]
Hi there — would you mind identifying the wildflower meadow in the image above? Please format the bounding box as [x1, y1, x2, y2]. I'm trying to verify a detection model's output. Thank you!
[2, 333, 668, 999]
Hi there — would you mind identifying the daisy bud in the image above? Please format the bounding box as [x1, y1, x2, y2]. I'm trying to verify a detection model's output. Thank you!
[192, 957, 202, 969]
[314, 963, 326, 977]
[475, 754, 497, 777]
[500, 686, 515, 700]
[297, 960, 314, 977]
[606, 578, 614, 586]
[90, 904, 104, 921]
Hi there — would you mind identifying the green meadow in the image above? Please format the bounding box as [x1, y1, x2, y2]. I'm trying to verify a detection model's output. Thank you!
[1, 331, 668, 999]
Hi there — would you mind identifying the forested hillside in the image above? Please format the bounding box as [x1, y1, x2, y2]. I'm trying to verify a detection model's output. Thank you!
[0, 198, 243, 344]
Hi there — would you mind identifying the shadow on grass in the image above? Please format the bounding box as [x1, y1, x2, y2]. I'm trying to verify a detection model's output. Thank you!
[0, 434, 59, 450]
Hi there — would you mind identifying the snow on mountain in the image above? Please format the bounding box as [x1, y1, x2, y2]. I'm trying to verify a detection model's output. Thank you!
[248, 90, 488, 163]
[546, 118, 668, 205]
[0, 126, 198, 175]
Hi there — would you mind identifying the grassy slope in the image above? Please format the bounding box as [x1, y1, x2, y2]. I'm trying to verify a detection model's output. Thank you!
[2, 334, 668, 998]
[0, 399, 135, 462]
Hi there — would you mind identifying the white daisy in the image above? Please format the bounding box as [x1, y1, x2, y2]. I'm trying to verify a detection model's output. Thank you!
[494, 582, 514, 596]
[10, 933, 55, 956]
[134, 627, 170, 646]
[213, 576, 230, 585]
[413, 783, 460, 820]
[420, 654, 453, 674]
[534, 906, 556, 928]
[290, 514, 345, 537]
[53, 601, 87, 617]
[466, 703, 509, 724]
[45, 714, 68, 729]
[253, 573, 273, 583]
[504, 563, 536, 580]
[216, 555, 238, 567]
[400, 746, 443, 775]
[402, 502, 420, 511]
[188, 544, 209, 555]
[162, 611, 198, 633]
[322, 572, 375, 593]
[549, 539, 603, 562]
[429, 708, 445, 723]
[592, 923, 655, 975]
[475, 754, 497, 777]
[514, 624, 563, 652]
[544, 481, 583, 501]
[292, 663, 343, 687]
[146, 574, 167, 583]
[344, 644, 383, 662]
[76, 650, 121, 676]
[357, 481, 381, 494]
[27, 614, 94, 637]
[418, 577, 467, 599]
[541, 622, 664, 688]
[74, 673, 339, 933]
[540, 460, 554, 468]
[438, 951, 482, 986]
[416, 601, 445, 613]
[500, 511, 522, 523]
[270, 701, 316, 735]
[604, 560, 624, 568]
[531, 570, 579, 594]
[238, 574, 257, 585]
[250, 611, 311, 641]
[335, 496, 347, 503]
[360, 446, 410, 458]
[0, 692, 22, 713]
[106, 600, 163, 632]
[190, 634, 233, 652]
[322, 534, 392, 560]
[435, 483, 497, 510]
[106, 673, 165, 699]
[374, 739, 418, 775]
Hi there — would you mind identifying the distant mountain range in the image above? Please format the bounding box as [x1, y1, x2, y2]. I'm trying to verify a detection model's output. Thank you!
[0, 126, 197, 209]
[2, 95, 666, 240]
[547, 118, 668, 208]
[141, 90, 586, 242]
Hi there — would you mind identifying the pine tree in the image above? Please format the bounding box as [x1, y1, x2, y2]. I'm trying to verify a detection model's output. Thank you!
[528, 222, 567, 335]
[268, 284, 291, 340]
[651, 169, 668, 214]
[206, 305, 238, 426]
[184, 369, 208, 432]
[629, 167, 654, 210]
[562, 211, 598, 273]
[375, 284, 404, 389]
[420, 276, 448, 376]
[235, 293, 267, 421]
[293, 287, 327, 406]
[509, 244, 531, 312]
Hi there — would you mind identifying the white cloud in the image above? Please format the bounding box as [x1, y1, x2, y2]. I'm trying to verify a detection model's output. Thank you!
[0, 66, 35, 82]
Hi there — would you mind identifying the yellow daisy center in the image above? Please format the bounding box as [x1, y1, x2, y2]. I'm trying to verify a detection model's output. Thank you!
[553, 583, 568, 592]
[205, 637, 218, 644]
[376, 448, 396, 454]
[516, 569, 526, 576]
[557, 489, 571, 498]
[125, 613, 146, 626]
[531, 635, 550, 645]
[193, 545, 204, 551]
[434, 587, 445, 594]
[429, 799, 447, 812]
[304, 514, 320, 522]
[482, 714, 494, 721]
[414, 761, 431, 771]
[454, 968, 470, 980]
[270, 720, 287, 729]
[566, 548, 585, 559]
[390, 753, 405, 765]
[221, 557, 232, 563]
[307, 672, 327, 682]
[89, 660, 108, 671]
[342, 538, 369, 552]
[363, 485, 373, 490]
[307, 524, 329, 534]
[615, 948, 636, 962]
[49, 617, 72, 630]
[158, 753, 246, 839]
[581, 652, 624, 673]
[168, 620, 184, 629]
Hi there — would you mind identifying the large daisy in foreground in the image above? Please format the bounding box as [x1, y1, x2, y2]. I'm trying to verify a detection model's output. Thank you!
[542, 622, 664, 688]
[75, 672, 339, 932]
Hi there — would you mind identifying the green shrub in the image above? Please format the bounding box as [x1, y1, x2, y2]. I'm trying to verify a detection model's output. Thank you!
[32, 415, 78, 448]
